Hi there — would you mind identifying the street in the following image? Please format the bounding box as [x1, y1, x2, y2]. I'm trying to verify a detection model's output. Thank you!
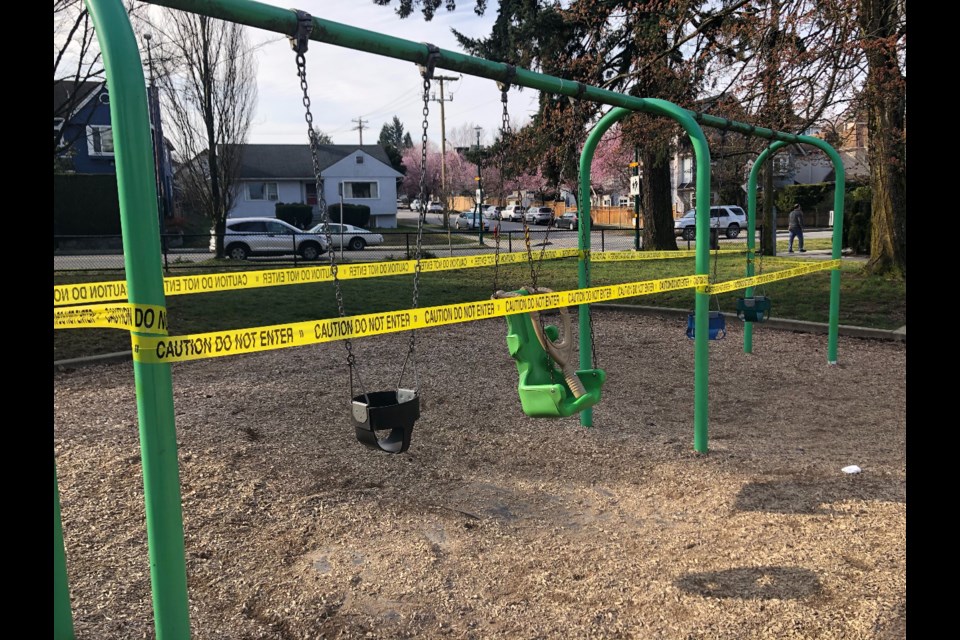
[53, 213, 840, 271]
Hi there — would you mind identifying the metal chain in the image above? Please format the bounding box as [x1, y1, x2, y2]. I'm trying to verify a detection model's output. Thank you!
[711, 129, 727, 312]
[295, 50, 367, 400]
[396, 72, 432, 391]
[493, 84, 512, 293]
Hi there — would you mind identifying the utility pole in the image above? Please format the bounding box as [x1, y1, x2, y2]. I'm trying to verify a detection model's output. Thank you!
[430, 75, 458, 227]
[352, 117, 368, 144]
[475, 126, 484, 244]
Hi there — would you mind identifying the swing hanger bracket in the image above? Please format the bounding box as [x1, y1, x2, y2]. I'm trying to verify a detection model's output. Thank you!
[417, 43, 441, 80]
[496, 65, 517, 96]
[288, 9, 313, 56]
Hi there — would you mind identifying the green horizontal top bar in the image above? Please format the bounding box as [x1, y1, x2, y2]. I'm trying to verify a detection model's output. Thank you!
[143, 0, 805, 144]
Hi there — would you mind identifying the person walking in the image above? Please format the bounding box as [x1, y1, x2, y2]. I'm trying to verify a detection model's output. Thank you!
[788, 203, 806, 253]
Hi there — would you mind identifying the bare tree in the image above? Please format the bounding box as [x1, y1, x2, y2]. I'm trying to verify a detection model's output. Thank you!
[155, 11, 257, 258]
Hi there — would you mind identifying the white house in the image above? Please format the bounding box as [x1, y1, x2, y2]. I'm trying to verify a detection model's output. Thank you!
[228, 144, 403, 228]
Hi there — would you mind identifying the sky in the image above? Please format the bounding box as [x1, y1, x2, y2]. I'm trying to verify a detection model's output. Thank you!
[239, 0, 541, 148]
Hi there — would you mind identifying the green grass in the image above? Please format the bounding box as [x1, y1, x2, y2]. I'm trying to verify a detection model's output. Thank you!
[54, 253, 904, 361]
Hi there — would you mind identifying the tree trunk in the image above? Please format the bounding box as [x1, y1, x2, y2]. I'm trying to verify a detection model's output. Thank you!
[761, 165, 777, 256]
[641, 149, 678, 250]
[859, 0, 906, 277]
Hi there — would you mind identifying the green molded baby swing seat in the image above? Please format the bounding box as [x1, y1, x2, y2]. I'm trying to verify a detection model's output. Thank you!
[736, 295, 772, 323]
[494, 287, 606, 418]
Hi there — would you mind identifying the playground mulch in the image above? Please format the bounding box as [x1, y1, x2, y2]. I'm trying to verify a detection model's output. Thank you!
[54, 310, 906, 639]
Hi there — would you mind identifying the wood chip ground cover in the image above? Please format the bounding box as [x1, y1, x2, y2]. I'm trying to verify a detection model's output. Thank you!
[54, 311, 906, 639]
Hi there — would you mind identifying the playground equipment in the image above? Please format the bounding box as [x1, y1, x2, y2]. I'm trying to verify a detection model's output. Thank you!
[56, 2, 848, 637]
[290, 14, 428, 454]
[494, 286, 606, 417]
[491, 89, 606, 419]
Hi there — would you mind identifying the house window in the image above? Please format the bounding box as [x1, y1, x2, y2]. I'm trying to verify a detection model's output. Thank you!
[680, 157, 693, 184]
[305, 182, 318, 205]
[355, 155, 364, 164]
[87, 125, 114, 156]
[246, 181, 279, 201]
[338, 181, 379, 199]
[772, 154, 791, 175]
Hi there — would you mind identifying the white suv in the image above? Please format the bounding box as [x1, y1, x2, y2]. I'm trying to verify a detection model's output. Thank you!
[674, 205, 747, 241]
[502, 205, 526, 222]
[211, 217, 329, 260]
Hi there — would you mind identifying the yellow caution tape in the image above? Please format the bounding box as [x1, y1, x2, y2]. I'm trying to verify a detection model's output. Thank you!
[704, 259, 841, 294]
[130, 274, 708, 364]
[53, 248, 581, 307]
[54, 245, 747, 307]
[591, 248, 745, 262]
[53, 303, 168, 334]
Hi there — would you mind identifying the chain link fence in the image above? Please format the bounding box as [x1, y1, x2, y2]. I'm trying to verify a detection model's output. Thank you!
[53, 227, 758, 273]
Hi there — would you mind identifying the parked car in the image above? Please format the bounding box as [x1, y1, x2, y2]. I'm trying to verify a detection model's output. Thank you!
[674, 205, 747, 241]
[525, 206, 555, 225]
[427, 201, 444, 213]
[309, 222, 384, 251]
[501, 205, 526, 222]
[554, 211, 592, 230]
[211, 217, 328, 260]
[482, 205, 503, 219]
[454, 211, 491, 231]
[396, 198, 409, 209]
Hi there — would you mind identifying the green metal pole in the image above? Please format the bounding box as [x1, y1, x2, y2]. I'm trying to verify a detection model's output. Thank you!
[744, 139, 845, 362]
[690, 136, 712, 454]
[633, 147, 640, 251]
[578, 107, 710, 449]
[85, 1, 191, 638]
[55, 459, 74, 640]
[822, 145, 846, 364]
[744, 141, 788, 354]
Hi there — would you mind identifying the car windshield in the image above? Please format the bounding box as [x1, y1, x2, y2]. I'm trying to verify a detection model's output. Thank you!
[682, 210, 696, 218]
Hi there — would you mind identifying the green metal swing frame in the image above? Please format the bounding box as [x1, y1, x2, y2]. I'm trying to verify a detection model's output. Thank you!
[57, 3, 848, 637]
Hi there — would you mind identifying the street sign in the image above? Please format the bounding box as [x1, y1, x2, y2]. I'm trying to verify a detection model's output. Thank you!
[629, 175, 640, 196]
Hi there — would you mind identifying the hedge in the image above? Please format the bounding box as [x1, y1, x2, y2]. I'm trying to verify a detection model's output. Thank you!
[326, 203, 371, 228]
[275, 202, 314, 229]
[54, 173, 121, 235]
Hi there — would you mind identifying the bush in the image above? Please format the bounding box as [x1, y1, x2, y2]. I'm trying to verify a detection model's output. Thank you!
[775, 183, 833, 214]
[843, 185, 872, 254]
[327, 203, 371, 228]
[275, 202, 314, 229]
[54, 174, 121, 235]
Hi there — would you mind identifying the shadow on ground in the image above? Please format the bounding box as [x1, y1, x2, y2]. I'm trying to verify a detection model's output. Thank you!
[676, 566, 822, 600]
[734, 476, 905, 514]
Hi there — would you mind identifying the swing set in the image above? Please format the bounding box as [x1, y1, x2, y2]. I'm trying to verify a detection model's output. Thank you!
[56, 2, 850, 637]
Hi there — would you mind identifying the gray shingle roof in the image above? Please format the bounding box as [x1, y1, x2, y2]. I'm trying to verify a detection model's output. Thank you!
[229, 144, 398, 179]
[54, 80, 103, 114]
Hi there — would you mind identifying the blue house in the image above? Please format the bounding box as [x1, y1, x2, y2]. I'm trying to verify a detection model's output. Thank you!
[54, 80, 116, 174]
[54, 79, 176, 220]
